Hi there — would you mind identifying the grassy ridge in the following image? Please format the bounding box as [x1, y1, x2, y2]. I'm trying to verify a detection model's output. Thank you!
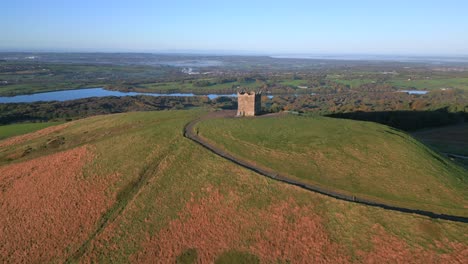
[1, 110, 467, 262]
[197, 114, 468, 216]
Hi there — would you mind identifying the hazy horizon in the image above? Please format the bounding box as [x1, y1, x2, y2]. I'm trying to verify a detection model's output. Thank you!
[1, 50, 468, 61]
[3, 0, 468, 55]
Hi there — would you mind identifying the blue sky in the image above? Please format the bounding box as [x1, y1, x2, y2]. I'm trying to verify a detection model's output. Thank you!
[1, 0, 468, 55]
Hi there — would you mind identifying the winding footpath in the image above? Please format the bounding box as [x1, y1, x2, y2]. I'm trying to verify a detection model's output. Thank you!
[184, 110, 468, 224]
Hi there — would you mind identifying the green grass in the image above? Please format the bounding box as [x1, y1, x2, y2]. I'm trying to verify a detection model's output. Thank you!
[197, 114, 468, 216]
[1, 110, 467, 262]
[0, 121, 64, 140]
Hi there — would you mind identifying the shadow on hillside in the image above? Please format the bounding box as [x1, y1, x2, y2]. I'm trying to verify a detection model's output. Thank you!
[326, 108, 467, 131]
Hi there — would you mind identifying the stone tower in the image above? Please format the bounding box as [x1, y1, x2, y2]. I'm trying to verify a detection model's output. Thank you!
[237, 91, 261, 116]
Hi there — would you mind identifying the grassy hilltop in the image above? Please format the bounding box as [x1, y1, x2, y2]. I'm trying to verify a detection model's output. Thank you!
[197, 114, 468, 216]
[0, 110, 467, 263]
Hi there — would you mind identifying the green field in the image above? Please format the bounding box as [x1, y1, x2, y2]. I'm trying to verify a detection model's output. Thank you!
[278, 79, 309, 87]
[390, 77, 468, 91]
[0, 121, 64, 140]
[137, 79, 261, 94]
[326, 73, 468, 91]
[0, 110, 467, 262]
[197, 114, 468, 216]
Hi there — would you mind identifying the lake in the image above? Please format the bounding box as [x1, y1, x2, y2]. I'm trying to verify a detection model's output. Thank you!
[0, 88, 239, 103]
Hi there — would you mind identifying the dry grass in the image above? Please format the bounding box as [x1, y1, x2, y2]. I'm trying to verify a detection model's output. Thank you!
[357, 224, 468, 263]
[134, 186, 247, 263]
[133, 186, 348, 263]
[0, 145, 117, 262]
[249, 198, 348, 263]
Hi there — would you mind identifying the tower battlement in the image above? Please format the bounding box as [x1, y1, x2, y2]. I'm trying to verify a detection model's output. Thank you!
[237, 91, 261, 116]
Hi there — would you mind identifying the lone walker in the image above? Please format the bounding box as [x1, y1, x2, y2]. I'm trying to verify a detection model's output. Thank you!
[237, 91, 261, 116]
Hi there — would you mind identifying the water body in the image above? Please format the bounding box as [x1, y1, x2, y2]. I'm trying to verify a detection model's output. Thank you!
[400, 90, 429, 95]
[0, 88, 241, 103]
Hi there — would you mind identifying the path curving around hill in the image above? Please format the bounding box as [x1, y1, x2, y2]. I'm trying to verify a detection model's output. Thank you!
[184, 110, 468, 224]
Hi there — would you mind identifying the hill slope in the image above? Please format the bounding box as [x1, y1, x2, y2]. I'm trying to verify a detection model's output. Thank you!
[0, 110, 466, 263]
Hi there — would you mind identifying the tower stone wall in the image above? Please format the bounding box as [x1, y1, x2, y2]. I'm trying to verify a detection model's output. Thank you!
[237, 91, 261, 116]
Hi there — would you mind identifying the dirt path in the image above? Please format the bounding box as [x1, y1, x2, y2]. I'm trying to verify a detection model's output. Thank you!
[184, 110, 468, 224]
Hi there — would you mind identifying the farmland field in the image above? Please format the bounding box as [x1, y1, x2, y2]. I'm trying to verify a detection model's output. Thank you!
[0, 110, 467, 263]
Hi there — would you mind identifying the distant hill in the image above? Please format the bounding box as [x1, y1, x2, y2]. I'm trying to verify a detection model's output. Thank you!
[0, 110, 466, 263]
